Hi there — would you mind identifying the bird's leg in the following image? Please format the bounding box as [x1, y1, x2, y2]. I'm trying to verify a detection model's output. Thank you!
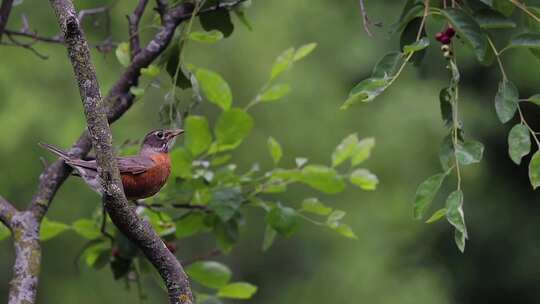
[100, 202, 114, 243]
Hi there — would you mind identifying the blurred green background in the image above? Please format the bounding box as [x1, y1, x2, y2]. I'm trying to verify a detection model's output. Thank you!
[1, 0, 540, 303]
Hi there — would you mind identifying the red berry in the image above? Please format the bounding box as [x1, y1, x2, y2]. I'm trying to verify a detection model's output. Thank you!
[440, 36, 451, 45]
[445, 27, 456, 37]
[435, 32, 444, 42]
[112, 247, 120, 258]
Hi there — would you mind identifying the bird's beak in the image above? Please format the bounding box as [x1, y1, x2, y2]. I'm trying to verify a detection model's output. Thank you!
[167, 129, 184, 139]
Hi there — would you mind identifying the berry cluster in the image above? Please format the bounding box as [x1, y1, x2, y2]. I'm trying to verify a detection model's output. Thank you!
[435, 26, 456, 45]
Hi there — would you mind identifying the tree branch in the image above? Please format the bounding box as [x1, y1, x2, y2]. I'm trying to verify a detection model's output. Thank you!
[0, 0, 245, 304]
[8, 212, 41, 304]
[0, 195, 17, 228]
[128, 0, 149, 59]
[48, 0, 194, 303]
[0, 0, 14, 42]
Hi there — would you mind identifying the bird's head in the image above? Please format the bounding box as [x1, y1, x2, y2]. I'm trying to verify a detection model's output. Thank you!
[140, 129, 184, 154]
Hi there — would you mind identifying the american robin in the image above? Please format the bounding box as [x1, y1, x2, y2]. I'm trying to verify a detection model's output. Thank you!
[40, 129, 184, 200]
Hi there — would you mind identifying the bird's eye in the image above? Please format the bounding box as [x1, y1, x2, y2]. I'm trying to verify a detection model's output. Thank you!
[156, 131, 164, 139]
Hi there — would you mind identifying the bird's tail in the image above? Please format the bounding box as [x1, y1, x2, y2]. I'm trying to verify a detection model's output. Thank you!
[38, 143, 71, 161]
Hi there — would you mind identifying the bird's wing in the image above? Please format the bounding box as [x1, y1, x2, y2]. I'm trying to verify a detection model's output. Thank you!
[116, 156, 156, 174]
[66, 156, 155, 175]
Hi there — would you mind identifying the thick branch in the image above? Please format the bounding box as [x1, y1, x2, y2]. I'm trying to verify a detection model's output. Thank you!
[128, 0, 149, 59]
[8, 212, 41, 304]
[0, 195, 17, 228]
[0, 0, 14, 42]
[48, 0, 193, 303]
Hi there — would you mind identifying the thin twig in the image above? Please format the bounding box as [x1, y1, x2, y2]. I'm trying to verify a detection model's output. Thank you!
[358, 0, 373, 37]
[136, 201, 209, 211]
[4, 32, 49, 59]
[4, 29, 63, 44]
[510, 0, 540, 23]
[128, 0, 149, 59]
[182, 249, 222, 267]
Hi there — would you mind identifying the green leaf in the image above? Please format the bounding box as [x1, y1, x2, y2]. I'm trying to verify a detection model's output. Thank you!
[208, 187, 244, 222]
[425, 208, 447, 224]
[262, 225, 277, 251]
[529, 150, 540, 189]
[390, 1, 424, 34]
[212, 218, 239, 253]
[40, 218, 70, 241]
[212, 154, 232, 166]
[332, 134, 359, 167]
[115, 42, 130, 67]
[266, 206, 299, 237]
[199, 9, 234, 37]
[186, 261, 232, 289]
[445, 190, 468, 239]
[492, 0, 515, 17]
[195, 68, 232, 110]
[400, 17, 427, 66]
[439, 135, 455, 170]
[330, 223, 357, 239]
[508, 32, 540, 50]
[196, 294, 223, 304]
[170, 147, 193, 178]
[403, 37, 430, 53]
[349, 169, 378, 190]
[271, 48, 295, 80]
[508, 124, 531, 165]
[0, 223, 10, 241]
[185, 116, 212, 156]
[301, 198, 332, 216]
[82, 241, 110, 268]
[175, 213, 207, 239]
[351, 137, 375, 166]
[327, 210, 346, 224]
[189, 30, 224, 43]
[267, 137, 282, 164]
[293, 43, 317, 61]
[525, 7, 540, 32]
[454, 229, 466, 253]
[300, 165, 346, 194]
[164, 43, 191, 89]
[413, 173, 447, 220]
[439, 87, 453, 127]
[259, 84, 291, 102]
[217, 282, 258, 299]
[528, 94, 540, 105]
[234, 9, 253, 31]
[371, 52, 404, 78]
[456, 140, 484, 165]
[474, 9, 516, 29]
[215, 108, 254, 146]
[441, 8, 488, 62]
[140, 64, 161, 78]
[341, 78, 389, 109]
[495, 79, 518, 123]
[72, 219, 101, 239]
[129, 87, 145, 97]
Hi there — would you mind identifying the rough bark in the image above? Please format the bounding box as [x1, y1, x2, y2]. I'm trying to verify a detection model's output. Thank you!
[8, 212, 41, 304]
[128, 0, 149, 59]
[48, 0, 194, 303]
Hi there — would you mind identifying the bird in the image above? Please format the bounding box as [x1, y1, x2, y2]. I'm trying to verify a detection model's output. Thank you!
[39, 129, 184, 200]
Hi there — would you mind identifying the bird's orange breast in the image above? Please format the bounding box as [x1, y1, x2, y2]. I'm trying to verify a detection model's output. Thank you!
[121, 153, 171, 200]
